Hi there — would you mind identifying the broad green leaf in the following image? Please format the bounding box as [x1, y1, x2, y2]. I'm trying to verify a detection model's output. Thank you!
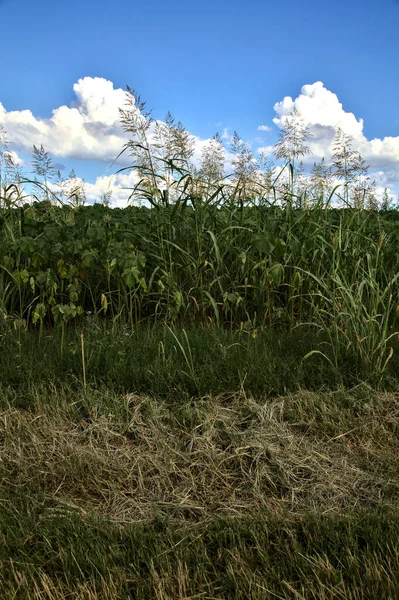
[269, 263, 284, 286]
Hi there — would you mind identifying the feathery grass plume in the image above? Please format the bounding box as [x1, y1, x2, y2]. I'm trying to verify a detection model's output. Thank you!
[273, 106, 312, 196]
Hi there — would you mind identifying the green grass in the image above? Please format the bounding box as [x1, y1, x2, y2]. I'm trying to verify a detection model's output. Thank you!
[2, 200, 399, 379]
[3, 322, 399, 400]
[2, 508, 399, 599]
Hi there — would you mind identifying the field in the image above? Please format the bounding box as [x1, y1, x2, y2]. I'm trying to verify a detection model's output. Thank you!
[1, 191, 399, 597]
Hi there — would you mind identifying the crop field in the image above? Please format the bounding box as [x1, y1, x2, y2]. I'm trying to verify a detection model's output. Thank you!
[2, 197, 399, 380]
[1, 101, 399, 597]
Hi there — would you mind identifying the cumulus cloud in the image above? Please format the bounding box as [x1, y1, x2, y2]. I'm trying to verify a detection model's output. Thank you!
[0, 77, 128, 163]
[272, 81, 399, 186]
[84, 171, 141, 207]
[1, 77, 399, 196]
[0, 76, 224, 183]
[0, 77, 225, 170]
[273, 82, 364, 139]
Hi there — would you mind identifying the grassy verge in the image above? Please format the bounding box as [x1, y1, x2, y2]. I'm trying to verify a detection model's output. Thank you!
[2, 508, 399, 599]
[1, 381, 399, 597]
[2, 323, 399, 399]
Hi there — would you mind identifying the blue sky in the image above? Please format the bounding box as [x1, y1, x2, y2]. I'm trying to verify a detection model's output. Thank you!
[1, 0, 399, 203]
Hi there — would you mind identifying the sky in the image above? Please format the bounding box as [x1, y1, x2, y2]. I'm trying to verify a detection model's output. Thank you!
[0, 0, 398, 205]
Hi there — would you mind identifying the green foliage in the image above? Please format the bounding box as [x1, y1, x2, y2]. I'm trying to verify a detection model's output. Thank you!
[1, 198, 399, 377]
[0, 325, 345, 398]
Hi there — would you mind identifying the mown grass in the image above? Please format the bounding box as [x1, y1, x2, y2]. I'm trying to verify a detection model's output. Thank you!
[2, 384, 399, 519]
[1, 379, 399, 598]
[2, 508, 399, 599]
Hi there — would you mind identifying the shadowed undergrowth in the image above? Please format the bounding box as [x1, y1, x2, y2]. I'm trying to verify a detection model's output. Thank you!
[2, 324, 399, 399]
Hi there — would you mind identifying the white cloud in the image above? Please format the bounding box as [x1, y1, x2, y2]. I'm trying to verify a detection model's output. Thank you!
[273, 81, 364, 139]
[273, 81, 399, 186]
[0, 77, 227, 184]
[0, 77, 229, 174]
[257, 145, 274, 157]
[1, 77, 399, 195]
[84, 171, 141, 207]
[6, 149, 24, 166]
[0, 77, 128, 163]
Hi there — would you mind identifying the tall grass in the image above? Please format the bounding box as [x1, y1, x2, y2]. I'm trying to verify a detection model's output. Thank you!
[0, 324, 348, 398]
[1, 167, 399, 377]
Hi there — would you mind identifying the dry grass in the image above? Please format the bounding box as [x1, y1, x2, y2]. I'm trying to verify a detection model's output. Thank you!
[5, 570, 122, 600]
[2, 385, 399, 598]
[1, 386, 398, 522]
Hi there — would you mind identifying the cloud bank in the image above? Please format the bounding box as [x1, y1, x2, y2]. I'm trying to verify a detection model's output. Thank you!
[0, 77, 127, 162]
[269, 81, 399, 187]
[1, 77, 398, 204]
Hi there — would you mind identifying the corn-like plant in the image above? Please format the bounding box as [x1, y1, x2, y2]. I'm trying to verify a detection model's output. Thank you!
[300, 227, 399, 380]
